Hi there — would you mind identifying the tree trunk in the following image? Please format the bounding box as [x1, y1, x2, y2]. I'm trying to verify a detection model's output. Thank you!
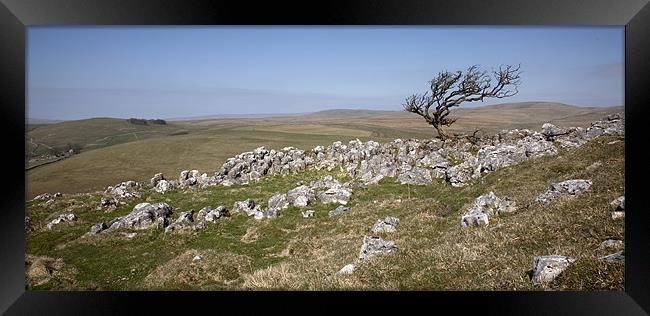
[434, 124, 448, 140]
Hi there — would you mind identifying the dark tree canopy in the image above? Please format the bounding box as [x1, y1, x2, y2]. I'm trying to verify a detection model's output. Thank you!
[126, 118, 167, 125]
[403, 64, 522, 140]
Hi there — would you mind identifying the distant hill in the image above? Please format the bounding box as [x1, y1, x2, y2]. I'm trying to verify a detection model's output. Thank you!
[26, 117, 181, 158]
[27, 118, 66, 125]
[304, 109, 397, 118]
[167, 113, 307, 121]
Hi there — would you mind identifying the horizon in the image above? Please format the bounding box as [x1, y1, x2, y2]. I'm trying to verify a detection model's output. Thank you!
[28, 27, 624, 121]
[27, 101, 624, 123]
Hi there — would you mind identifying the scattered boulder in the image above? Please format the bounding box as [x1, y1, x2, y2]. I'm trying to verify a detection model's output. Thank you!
[287, 185, 316, 207]
[268, 193, 289, 211]
[318, 187, 353, 205]
[328, 206, 349, 217]
[358, 236, 398, 260]
[150, 173, 165, 187]
[197, 206, 229, 223]
[100, 197, 119, 209]
[531, 255, 576, 284]
[89, 223, 108, 235]
[461, 192, 517, 227]
[338, 264, 355, 275]
[599, 251, 624, 263]
[43, 199, 56, 209]
[233, 199, 257, 216]
[301, 210, 315, 218]
[46, 213, 77, 230]
[154, 180, 173, 194]
[610, 196, 625, 211]
[89, 202, 173, 235]
[598, 239, 624, 250]
[535, 179, 592, 204]
[165, 210, 197, 233]
[178, 169, 212, 187]
[252, 206, 276, 220]
[105, 181, 141, 199]
[541, 123, 568, 140]
[609, 196, 625, 219]
[371, 217, 400, 233]
[33, 192, 61, 201]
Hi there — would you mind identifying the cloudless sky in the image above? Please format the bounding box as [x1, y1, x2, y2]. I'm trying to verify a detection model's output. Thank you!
[27, 26, 624, 120]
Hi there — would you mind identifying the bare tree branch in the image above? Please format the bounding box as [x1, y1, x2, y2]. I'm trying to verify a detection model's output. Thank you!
[403, 64, 522, 140]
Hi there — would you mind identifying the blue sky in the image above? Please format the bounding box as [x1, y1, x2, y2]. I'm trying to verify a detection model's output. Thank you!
[27, 27, 624, 120]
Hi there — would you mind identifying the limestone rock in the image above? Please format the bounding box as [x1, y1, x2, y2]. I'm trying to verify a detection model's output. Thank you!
[91, 202, 173, 234]
[531, 255, 575, 284]
[598, 239, 624, 250]
[371, 217, 400, 233]
[358, 236, 398, 260]
[150, 173, 165, 187]
[328, 206, 349, 217]
[461, 192, 517, 227]
[535, 179, 592, 204]
[154, 180, 173, 194]
[287, 185, 316, 207]
[599, 251, 624, 263]
[609, 196, 625, 212]
[46, 213, 77, 230]
[397, 167, 432, 185]
[233, 199, 257, 216]
[268, 193, 289, 211]
[338, 264, 355, 275]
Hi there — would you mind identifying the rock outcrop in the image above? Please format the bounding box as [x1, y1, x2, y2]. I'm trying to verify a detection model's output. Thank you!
[152, 113, 623, 192]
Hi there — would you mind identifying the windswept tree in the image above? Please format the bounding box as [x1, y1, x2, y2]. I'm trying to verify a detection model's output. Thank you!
[403, 64, 522, 140]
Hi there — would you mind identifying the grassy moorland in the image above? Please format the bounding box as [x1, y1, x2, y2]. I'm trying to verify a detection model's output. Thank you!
[25, 133, 624, 290]
[25, 102, 621, 198]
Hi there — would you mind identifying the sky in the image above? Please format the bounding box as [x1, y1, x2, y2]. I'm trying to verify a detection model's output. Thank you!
[27, 27, 624, 120]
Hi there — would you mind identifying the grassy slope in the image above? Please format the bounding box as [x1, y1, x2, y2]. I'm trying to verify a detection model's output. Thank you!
[25, 103, 622, 198]
[27, 118, 184, 155]
[26, 134, 624, 290]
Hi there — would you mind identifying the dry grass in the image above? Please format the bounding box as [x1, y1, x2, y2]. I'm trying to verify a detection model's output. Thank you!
[142, 249, 253, 290]
[25, 255, 78, 289]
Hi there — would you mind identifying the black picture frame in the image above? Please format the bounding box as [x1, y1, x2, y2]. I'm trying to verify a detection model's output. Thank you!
[1, 0, 649, 314]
